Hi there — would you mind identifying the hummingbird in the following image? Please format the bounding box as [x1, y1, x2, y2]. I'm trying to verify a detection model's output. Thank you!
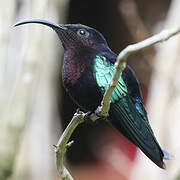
[14, 19, 172, 169]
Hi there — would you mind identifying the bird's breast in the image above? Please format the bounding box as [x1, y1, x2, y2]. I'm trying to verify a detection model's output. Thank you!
[62, 64, 103, 111]
[62, 50, 104, 111]
[62, 58, 86, 85]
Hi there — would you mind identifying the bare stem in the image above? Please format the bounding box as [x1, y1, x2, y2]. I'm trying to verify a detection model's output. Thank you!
[55, 111, 84, 180]
[56, 27, 180, 179]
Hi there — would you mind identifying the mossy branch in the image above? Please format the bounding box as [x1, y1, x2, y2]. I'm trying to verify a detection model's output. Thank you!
[56, 27, 180, 180]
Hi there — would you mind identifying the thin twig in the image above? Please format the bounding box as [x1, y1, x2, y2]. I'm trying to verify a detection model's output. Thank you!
[56, 27, 180, 180]
[55, 111, 84, 180]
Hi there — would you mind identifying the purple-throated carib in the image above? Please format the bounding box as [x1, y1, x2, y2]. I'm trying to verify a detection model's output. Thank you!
[14, 19, 173, 169]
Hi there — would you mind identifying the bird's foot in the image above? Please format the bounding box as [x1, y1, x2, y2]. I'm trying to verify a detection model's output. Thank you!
[84, 111, 94, 124]
[94, 106, 108, 120]
[84, 106, 108, 123]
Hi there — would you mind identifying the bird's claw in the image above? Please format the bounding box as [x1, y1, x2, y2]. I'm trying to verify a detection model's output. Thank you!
[84, 111, 93, 122]
[94, 106, 109, 120]
[84, 107, 108, 123]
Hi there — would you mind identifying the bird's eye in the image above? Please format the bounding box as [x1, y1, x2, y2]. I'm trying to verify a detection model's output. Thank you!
[77, 29, 89, 38]
[79, 29, 85, 35]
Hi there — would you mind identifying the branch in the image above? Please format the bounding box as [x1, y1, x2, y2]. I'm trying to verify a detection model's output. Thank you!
[55, 110, 84, 180]
[56, 27, 180, 180]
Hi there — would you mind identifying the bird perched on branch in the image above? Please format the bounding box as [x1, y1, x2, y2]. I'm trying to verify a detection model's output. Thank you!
[14, 19, 173, 169]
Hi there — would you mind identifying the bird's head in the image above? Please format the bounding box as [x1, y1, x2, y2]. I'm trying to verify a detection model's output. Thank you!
[14, 19, 108, 51]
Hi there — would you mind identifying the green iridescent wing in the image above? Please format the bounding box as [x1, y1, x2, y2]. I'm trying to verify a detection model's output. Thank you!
[93, 55, 165, 168]
[94, 55, 128, 102]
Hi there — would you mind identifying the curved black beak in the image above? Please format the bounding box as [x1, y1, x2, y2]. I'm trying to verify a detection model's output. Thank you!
[14, 19, 78, 50]
[14, 19, 67, 31]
